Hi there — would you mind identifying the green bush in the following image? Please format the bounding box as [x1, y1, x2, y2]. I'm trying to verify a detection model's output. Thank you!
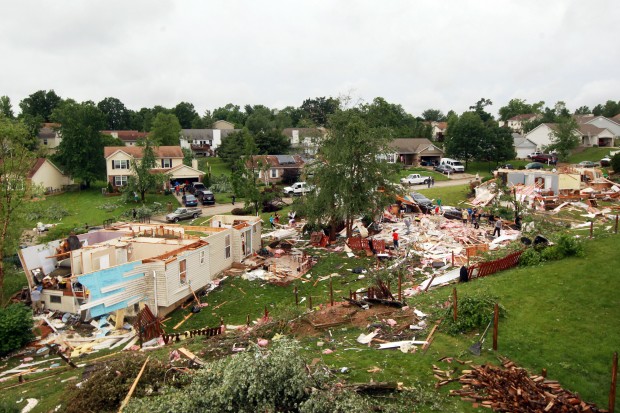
[0, 304, 34, 357]
[519, 248, 542, 266]
[554, 233, 585, 258]
[540, 245, 564, 261]
[442, 295, 504, 335]
[611, 153, 620, 174]
[231, 207, 253, 215]
[0, 400, 19, 413]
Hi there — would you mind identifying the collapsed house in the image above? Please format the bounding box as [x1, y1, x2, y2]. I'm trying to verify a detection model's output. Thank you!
[18, 215, 262, 319]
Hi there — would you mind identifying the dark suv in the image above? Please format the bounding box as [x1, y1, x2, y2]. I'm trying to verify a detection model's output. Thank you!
[195, 190, 215, 205]
[530, 154, 557, 165]
[189, 182, 207, 194]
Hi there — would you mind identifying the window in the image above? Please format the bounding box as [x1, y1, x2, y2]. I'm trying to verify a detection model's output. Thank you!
[179, 259, 187, 284]
[161, 158, 172, 168]
[43, 139, 48, 145]
[385, 153, 396, 163]
[225, 235, 231, 259]
[200, 250, 205, 265]
[50, 295, 62, 304]
[114, 176, 128, 186]
[270, 168, 278, 178]
[112, 160, 130, 169]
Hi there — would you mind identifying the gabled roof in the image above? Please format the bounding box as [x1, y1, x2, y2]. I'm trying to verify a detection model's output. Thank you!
[513, 135, 537, 148]
[574, 115, 596, 124]
[37, 123, 60, 139]
[27, 158, 65, 178]
[613, 114, 620, 122]
[578, 124, 609, 136]
[104, 146, 184, 159]
[390, 138, 443, 154]
[246, 155, 305, 168]
[101, 130, 149, 142]
[508, 114, 538, 121]
[432, 122, 448, 130]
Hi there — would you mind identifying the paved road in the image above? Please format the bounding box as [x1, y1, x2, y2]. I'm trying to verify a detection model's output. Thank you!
[406, 173, 480, 189]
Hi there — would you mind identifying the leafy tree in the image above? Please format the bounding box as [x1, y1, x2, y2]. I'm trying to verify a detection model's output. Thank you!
[150, 113, 181, 146]
[217, 129, 248, 166]
[300, 96, 340, 127]
[361, 97, 418, 137]
[182, 148, 193, 166]
[601, 100, 620, 118]
[100, 133, 125, 147]
[97, 97, 130, 130]
[52, 101, 107, 187]
[274, 106, 302, 128]
[305, 108, 398, 239]
[244, 104, 274, 135]
[212, 103, 247, 127]
[444, 112, 487, 169]
[592, 104, 604, 116]
[469, 98, 494, 122]
[477, 123, 516, 169]
[173, 102, 199, 129]
[0, 304, 34, 356]
[124, 339, 370, 413]
[232, 134, 262, 215]
[0, 96, 14, 119]
[126, 138, 167, 202]
[548, 115, 579, 161]
[255, 129, 290, 154]
[19, 89, 62, 122]
[421, 108, 445, 122]
[498, 99, 544, 122]
[574, 105, 591, 115]
[0, 118, 35, 295]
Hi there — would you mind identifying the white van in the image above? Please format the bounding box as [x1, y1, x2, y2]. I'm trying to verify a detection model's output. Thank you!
[439, 158, 465, 172]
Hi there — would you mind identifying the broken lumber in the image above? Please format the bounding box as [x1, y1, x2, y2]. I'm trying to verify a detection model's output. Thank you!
[173, 313, 193, 330]
[177, 347, 205, 367]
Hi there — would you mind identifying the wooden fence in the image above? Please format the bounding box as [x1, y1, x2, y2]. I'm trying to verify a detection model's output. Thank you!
[467, 250, 524, 280]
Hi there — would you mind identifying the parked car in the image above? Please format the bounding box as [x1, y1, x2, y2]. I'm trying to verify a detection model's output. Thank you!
[189, 182, 207, 194]
[183, 194, 198, 207]
[600, 156, 611, 167]
[442, 207, 464, 221]
[527, 151, 543, 159]
[400, 173, 430, 186]
[525, 162, 545, 170]
[165, 207, 202, 223]
[410, 192, 434, 213]
[500, 164, 515, 170]
[197, 190, 215, 205]
[434, 164, 455, 174]
[283, 182, 313, 196]
[577, 160, 598, 168]
[530, 154, 557, 164]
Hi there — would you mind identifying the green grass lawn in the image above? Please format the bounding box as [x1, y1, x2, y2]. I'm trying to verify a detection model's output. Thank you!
[566, 147, 616, 164]
[198, 157, 231, 177]
[417, 184, 472, 206]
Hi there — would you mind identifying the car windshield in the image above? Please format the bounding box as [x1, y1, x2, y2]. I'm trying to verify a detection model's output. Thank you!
[186, 195, 196, 200]
[452, 161, 463, 166]
[173, 208, 184, 214]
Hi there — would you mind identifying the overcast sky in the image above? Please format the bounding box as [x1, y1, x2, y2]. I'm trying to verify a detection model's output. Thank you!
[1, 0, 618, 118]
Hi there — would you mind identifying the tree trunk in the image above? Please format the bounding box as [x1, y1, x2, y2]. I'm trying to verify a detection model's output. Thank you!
[0, 216, 9, 296]
[141, 190, 146, 202]
[329, 220, 338, 241]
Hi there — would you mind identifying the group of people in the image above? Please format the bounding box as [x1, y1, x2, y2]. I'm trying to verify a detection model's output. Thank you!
[174, 180, 190, 196]
[426, 177, 436, 188]
[268, 211, 297, 228]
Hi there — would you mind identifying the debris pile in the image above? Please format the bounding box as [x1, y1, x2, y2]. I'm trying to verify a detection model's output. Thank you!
[447, 359, 604, 412]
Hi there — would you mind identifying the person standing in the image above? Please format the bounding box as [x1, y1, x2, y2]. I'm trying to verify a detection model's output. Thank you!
[30, 286, 42, 313]
[431, 177, 435, 187]
[404, 216, 411, 234]
[392, 229, 399, 250]
[231, 194, 236, 205]
[269, 215, 275, 228]
[427, 178, 431, 188]
[461, 208, 469, 225]
[493, 217, 502, 237]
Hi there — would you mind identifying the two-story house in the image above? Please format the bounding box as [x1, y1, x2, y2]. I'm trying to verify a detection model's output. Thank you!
[101, 130, 149, 146]
[282, 128, 325, 156]
[179, 128, 241, 156]
[104, 146, 204, 188]
[506, 114, 540, 134]
[246, 155, 306, 184]
[37, 123, 62, 153]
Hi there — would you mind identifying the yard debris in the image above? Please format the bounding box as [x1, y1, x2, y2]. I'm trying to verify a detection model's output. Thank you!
[447, 359, 604, 412]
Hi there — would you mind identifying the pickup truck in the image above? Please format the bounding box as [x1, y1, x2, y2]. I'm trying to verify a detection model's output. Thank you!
[283, 182, 313, 196]
[166, 208, 202, 223]
[400, 173, 430, 186]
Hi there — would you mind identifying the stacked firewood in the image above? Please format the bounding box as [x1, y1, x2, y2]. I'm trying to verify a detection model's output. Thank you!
[445, 359, 605, 412]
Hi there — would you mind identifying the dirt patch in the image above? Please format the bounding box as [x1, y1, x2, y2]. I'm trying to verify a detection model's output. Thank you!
[290, 303, 424, 341]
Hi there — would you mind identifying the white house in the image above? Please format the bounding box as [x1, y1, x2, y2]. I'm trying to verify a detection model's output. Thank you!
[37, 123, 62, 153]
[104, 146, 204, 188]
[506, 114, 540, 134]
[179, 129, 240, 156]
[578, 124, 615, 147]
[512, 134, 537, 159]
[18, 217, 262, 318]
[282, 128, 325, 156]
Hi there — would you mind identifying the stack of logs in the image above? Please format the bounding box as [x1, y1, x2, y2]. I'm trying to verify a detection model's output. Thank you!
[442, 359, 605, 412]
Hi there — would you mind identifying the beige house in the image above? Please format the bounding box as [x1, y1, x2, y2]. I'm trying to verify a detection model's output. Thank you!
[18, 217, 262, 318]
[387, 138, 444, 166]
[27, 158, 73, 193]
[102, 130, 149, 146]
[104, 146, 204, 188]
[506, 114, 540, 134]
[430, 121, 448, 141]
[37, 123, 62, 153]
[212, 120, 236, 130]
[246, 155, 305, 184]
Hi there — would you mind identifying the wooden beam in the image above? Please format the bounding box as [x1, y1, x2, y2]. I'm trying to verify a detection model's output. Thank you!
[173, 313, 193, 330]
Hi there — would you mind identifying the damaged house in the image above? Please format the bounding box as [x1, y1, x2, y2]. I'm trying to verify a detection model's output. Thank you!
[18, 215, 261, 319]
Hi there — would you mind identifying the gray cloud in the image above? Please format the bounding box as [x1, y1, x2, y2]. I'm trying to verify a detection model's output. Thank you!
[1, 0, 618, 118]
